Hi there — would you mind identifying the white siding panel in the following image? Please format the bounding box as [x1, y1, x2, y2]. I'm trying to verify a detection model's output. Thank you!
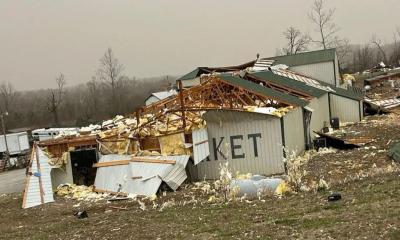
[330, 94, 361, 123]
[196, 110, 284, 180]
[23, 147, 54, 208]
[290, 61, 335, 86]
[94, 154, 132, 193]
[283, 107, 305, 154]
[192, 128, 210, 165]
[308, 94, 330, 138]
[94, 155, 190, 196]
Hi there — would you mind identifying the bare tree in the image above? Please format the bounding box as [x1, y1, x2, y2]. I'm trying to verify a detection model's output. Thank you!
[390, 27, 400, 66]
[85, 77, 100, 118]
[97, 48, 124, 116]
[47, 73, 66, 126]
[308, 0, 338, 49]
[355, 44, 375, 72]
[281, 27, 312, 55]
[0, 82, 17, 113]
[371, 35, 388, 64]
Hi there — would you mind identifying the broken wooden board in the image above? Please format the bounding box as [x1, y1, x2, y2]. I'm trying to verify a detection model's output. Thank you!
[130, 157, 176, 164]
[314, 131, 372, 149]
[93, 160, 130, 168]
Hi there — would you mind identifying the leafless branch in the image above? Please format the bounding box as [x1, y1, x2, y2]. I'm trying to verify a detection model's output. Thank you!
[0, 82, 17, 113]
[308, 0, 338, 49]
[281, 27, 312, 55]
[97, 48, 124, 116]
[371, 35, 388, 63]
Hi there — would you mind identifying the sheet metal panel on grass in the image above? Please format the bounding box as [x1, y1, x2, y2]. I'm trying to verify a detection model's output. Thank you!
[23, 147, 54, 208]
[94, 155, 190, 196]
[128, 155, 190, 195]
[196, 110, 285, 180]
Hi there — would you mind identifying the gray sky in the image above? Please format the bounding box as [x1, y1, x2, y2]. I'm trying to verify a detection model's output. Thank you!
[1, 0, 399, 90]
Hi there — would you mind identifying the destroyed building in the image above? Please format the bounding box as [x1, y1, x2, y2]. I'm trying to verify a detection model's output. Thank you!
[179, 49, 341, 88]
[22, 49, 364, 208]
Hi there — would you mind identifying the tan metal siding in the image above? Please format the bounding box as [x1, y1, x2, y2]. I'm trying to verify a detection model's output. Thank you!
[334, 53, 340, 86]
[192, 128, 210, 165]
[196, 110, 284, 180]
[330, 94, 361, 123]
[308, 94, 330, 138]
[283, 107, 305, 154]
[290, 61, 335, 86]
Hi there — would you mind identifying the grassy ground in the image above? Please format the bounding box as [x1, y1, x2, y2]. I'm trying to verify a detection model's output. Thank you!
[1, 173, 399, 239]
[1, 114, 400, 240]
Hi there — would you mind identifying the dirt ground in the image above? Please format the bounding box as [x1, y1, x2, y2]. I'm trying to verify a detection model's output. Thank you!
[1, 114, 400, 240]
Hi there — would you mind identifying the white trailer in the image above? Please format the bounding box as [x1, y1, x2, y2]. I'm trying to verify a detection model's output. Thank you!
[0, 132, 30, 156]
[32, 128, 79, 141]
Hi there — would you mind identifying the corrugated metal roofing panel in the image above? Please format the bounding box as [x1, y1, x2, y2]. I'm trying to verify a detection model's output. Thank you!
[95, 155, 190, 196]
[129, 155, 190, 193]
[249, 71, 326, 98]
[219, 74, 308, 107]
[267, 49, 336, 67]
[192, 128, 210, 165]
[250, 70, 363, 101]
[23, 147, 54, 208]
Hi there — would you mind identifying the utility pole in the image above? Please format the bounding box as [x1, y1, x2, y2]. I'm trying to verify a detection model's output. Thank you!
[1, 112, 9, 168]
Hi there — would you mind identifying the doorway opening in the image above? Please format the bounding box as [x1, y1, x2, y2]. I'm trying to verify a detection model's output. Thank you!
[70, 149, 98, 186]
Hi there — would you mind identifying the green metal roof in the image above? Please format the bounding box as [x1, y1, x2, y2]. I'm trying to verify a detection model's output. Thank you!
[177, 68, 201, 81]
[249, 71, 327, 98]
[250, 71, 362, 101]
[218, 74, 308, 107]
[317, 79, 363, 100]
[267, 49, 336, 67]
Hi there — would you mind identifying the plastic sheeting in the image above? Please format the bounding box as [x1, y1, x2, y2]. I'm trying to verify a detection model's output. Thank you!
[230, 176, 283, 198]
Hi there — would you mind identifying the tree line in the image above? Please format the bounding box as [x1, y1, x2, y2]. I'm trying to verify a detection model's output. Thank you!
[0, 48, 174, 130]
[2, 0, 399, 131]
[279, 0, 400, 72]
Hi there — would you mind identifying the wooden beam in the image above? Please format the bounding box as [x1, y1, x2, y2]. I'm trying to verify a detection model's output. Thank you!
[93, 160, 130, 168]
[131, 176, 143, 180]
[131, 157, 176, 164]
[194, 139, 208, 146]
[35, 145, 45, 204]
[178, 80, 187, 131]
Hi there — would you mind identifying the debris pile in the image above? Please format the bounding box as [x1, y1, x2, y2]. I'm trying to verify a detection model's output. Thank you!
[55, 184, 109, 202]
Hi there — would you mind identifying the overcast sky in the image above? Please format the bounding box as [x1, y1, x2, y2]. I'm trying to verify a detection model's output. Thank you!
[0, 0, 399, 90]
